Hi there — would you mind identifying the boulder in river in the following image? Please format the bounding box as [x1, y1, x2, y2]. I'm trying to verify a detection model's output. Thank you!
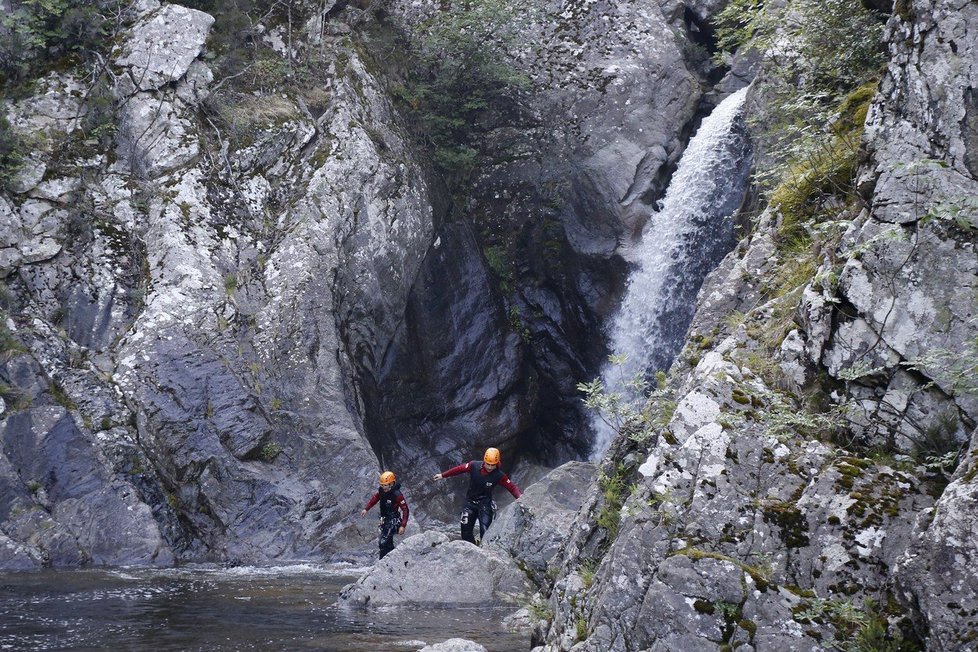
[339, 531, 533, 607]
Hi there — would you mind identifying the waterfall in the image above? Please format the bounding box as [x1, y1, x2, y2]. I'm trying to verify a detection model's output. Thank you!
[590, 86, 753, 458]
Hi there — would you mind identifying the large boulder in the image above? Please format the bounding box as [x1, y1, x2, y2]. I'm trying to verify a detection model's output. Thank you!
[484, 460, 595, 585]
[339, 531, 533, 607]
[417, 640, 488, 652]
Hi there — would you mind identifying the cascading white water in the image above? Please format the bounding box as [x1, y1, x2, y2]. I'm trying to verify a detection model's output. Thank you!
[590, 86, 753, 458]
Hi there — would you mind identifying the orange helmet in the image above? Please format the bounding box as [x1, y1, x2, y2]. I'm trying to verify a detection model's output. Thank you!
[379, 471, 396, 485]
[483, 448, 501, 466]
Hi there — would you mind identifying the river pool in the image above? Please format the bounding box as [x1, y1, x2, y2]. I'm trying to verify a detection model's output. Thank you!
[0, 564, 531, 651]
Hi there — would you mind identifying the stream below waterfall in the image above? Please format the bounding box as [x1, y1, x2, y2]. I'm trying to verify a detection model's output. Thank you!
[0, 564, 530, 651]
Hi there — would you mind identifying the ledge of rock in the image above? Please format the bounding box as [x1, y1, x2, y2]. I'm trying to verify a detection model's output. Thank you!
[339, 531, 532, 607]
[484, 461, 595, 585]
[417, 639, 488, 652]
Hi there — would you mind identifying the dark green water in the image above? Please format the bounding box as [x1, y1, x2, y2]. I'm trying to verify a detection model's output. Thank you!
[0, 564, 530, 651]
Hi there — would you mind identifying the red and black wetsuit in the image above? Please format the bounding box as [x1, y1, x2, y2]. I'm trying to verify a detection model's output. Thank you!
[439, 461, 521, 544]
[363, 483, 409, 559]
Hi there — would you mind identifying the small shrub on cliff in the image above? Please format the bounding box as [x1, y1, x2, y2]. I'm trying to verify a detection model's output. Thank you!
[393, 0, 529, 185]
[0, 116, 25, 187]
[0, 0, 123, 87]
[715, 0, 887, 204]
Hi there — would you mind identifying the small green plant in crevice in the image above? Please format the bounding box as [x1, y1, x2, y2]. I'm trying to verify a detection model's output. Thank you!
[1, 316, 26, 359]
[794, 597, 917, 652]
[523, 592, 552, 623]
[483, 245, 514, 294]
[49, 381, 76, 410]
[907, 408, 963, 478]
[574, 612, 588, 643]
[594, 462, 631, 543]
[257, 440, 282, 461]
[578, 558, 599, 589]
[645, 489, 677, 526]
[507, 305, 532, 343]
[0, 382, 31, 411]
[0, 115, 26, 187]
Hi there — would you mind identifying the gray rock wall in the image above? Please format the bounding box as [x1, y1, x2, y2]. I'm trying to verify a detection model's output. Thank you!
[371, 0, 721, 489]
[1, 0, 438, 565]
[532, 0, 978, 649]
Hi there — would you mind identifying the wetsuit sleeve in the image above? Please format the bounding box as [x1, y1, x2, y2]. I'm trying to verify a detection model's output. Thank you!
[397, 494, 409, 527]
[363, 492, 380, 511]
[440, 462, 472, 478]
[499, 474, 521, 499]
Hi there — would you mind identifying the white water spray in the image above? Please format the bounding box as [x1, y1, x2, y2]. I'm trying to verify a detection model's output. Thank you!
[590, 87, 753, 458]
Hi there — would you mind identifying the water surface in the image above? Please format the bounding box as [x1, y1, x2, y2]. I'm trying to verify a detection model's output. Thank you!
[0, 564, 531, 651]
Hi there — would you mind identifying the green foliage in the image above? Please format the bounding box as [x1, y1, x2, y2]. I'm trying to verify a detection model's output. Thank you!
[394, 0, 529, 185]
[574, 613, 588, 642]
[258, 440, 282, 461]
[768, 83, 876, 248]
[1, 315, 25, 360]
[903, 343, 978, 399]
[49, 382, 77, 410]
[795, 597, 917, 652]
[595, 463, 630, 542]
[578, 558, 598, 589]
[577, 354, 666, 445]
[0, 116, 26, 186]
[757, 389, 843, 441]
[715, 0, 886, 98]
[716, 0, 886, 241]
[523, 593, 553, 622]
[0, 382, 30, 411]
[892, 158, 978, 232]
[1, 0, 122, 86]
[483, 245, 514, 293]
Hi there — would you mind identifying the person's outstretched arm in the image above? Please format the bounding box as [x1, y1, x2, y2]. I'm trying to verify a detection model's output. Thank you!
[433, 462, 471, 480]
[360, 492, 379, 516]
[499, 474, 521, 499]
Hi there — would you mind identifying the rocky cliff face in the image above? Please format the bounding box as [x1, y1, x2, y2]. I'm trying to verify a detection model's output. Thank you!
[3, 2, 976, 649]
[367, 0, 723, 514]
[1, 0, 722, 565]
[1, 0, 437, 565]
[532, 0, 978, 649]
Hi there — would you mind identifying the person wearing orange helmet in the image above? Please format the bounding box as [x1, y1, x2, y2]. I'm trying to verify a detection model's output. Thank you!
[360, 470, 410, 559]
[433, 447, 521, 544]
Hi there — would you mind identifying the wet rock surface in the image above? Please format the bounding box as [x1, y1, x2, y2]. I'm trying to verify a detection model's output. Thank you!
[417, 640, 488, 652]
[483, 460, 595, 586]
[338, 531, 533, 607]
